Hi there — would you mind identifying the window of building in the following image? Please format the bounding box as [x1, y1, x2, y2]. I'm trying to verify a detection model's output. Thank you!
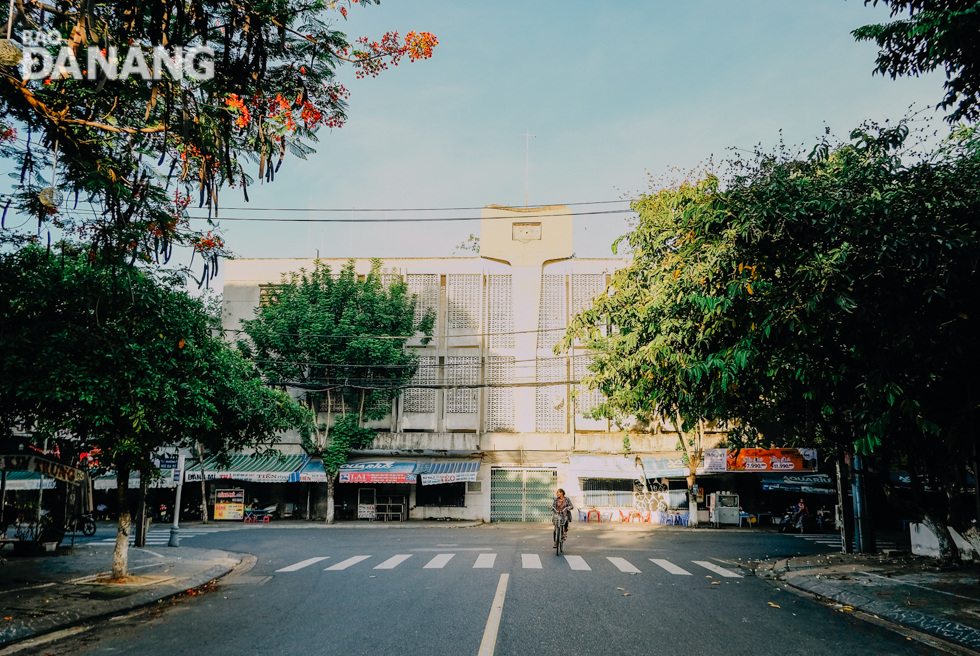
[416, 482, 466, 507]
[582, 479, 635, 507]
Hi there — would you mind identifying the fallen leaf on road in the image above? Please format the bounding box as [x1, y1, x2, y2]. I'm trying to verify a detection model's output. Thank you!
[617, 587, 624, 590]
[768, 602, 780, 608]
[711, 582, 720, 585]
[623, 593, 631, 596]
[843, 606, 853, 611]
[705, 575, 712, 578]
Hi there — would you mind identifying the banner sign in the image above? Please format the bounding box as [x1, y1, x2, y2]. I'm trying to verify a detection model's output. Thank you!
[338, 461, 418, 484]
[704, 449, 728, 473]
[214, 488, 245, 521]
[1, 454, 86, 484]
[727, 448, 817, 472]
[420, 472, 478, 486]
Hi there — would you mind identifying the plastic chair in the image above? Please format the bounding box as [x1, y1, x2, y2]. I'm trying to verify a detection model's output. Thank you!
[677, 511, 689, 527]
[600, 509, 614, 523]
[577, 509, 588, 522]
[618, 509, 630, 523]
[587, 509, 601, 523]
[739, 512, 750, 527]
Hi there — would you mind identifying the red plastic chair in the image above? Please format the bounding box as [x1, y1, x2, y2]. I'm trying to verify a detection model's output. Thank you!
[618, 509, 630, 523]
[587, 509, 601, 523]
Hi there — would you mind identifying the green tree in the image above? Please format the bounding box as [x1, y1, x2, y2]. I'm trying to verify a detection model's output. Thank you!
[853, 1, 980, 122]
[238, 259, 434, 523]
[0, 245, 306, 578]
[563, 124, 980, 559]
[0, 1, 436, 276]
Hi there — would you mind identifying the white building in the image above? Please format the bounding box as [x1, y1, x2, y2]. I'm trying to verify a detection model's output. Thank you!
[221, 205, 723, 522]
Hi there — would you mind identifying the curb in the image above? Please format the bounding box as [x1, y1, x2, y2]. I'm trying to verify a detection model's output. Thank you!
[0, 549, 244, 648]
[784, 575, 980, 653]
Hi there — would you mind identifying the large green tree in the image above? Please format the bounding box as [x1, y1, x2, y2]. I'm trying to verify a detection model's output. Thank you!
[853, 1, 980, 122]
[239, 258, 434, 523]
[0, 1, 436, 276]
[563, 124, 980, 559]
[0, 245, 307, 577]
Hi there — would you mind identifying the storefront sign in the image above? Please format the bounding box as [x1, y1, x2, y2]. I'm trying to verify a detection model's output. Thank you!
[357, 504, 376, 520]
[340, 472, 416, 484]
[338, 461, 418, 484]
[154, 457, 179, 470]
[420, 472, 478, 486]
[727, 448, 817, 472]
[704, 449, 728, 473]
[214, 488, 245, 521]
[1, 454, 86, 484]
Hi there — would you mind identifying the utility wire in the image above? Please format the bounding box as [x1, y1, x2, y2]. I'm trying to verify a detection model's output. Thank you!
[249, 353, 594, 369]
[222, 325, 607, 340]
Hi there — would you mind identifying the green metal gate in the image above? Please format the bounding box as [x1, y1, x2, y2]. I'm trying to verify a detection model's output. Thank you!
[490, 469, 557, 522]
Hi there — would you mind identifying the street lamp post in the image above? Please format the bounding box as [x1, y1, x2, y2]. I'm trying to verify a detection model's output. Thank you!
[169, 454, 185, 547]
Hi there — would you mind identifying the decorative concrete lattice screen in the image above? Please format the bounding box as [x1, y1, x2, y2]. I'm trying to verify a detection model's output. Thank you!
[447, 274, 482, 330]
[537, 275, 567, 350]
[446, 356, 480, 413]
[485, 356, 515, 431]
[380, 272, 402, 289]
[407, 274, 439, 331]
[570, 274, 606, 319]
[535, 356, 567, 432]
[403, 356, 437, 413]
[487, 275, 514, 348]
[573, 355, 604, 414]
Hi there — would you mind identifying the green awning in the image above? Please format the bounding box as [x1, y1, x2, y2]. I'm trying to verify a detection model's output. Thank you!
[2, 471, 56, 490]
[184, 454, 308, 483]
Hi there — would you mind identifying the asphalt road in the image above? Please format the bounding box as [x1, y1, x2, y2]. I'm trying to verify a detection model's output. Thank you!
[22, 524, 937, 656]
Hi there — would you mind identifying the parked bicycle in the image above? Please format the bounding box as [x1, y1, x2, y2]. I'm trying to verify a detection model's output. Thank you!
[552, 510, 566, 554]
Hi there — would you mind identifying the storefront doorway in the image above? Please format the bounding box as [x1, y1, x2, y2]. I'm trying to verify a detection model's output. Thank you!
[490, 468, 556, 522]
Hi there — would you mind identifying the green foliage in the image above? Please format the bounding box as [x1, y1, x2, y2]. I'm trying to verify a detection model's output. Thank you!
[563, 122, 980, 467]
[239, 258, 434, 473]
[0, 245, 306, 475]
[853, 1, 980, 122]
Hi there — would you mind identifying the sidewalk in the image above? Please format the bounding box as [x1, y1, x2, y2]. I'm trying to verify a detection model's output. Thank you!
[734, 550, 980, 654]
[0, 543, 243, 647]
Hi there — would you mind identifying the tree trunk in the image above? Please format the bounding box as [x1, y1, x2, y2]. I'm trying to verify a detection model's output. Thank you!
[836, 456, 854, 554]
[922, 510, 960, 565]
[196, 441, 208, 524]
[133, 476, 148, 548]
[325, 475, 336, 525]
[359, 390, 366, 428]
[111, 467, 131, 580]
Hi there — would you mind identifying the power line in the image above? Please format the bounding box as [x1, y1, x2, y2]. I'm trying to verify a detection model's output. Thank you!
[179, 208, 633, 223]
[270, 380, 586, 391]
[223, 325, 607, 340]
[249, 353, 595, 369]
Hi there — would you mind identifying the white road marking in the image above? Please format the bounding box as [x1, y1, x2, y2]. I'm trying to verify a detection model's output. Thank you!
[424, 553, 456, 569]
[325, 556, 371, 570]
[477, 574, 509, 656]
[473, 553, 497, 569]
[375, 554, 413, 569]
[606, 557, 641, 573]
[521, 554, 542, 569]
[564, 555, 591, 571]
[650, 559, 691, 575]
[693, 561, 742, 578]
[276, 557, 329, 572]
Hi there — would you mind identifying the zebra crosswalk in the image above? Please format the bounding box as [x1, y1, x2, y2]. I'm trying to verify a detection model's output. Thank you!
[94, 527, 236, 546]
[272, 553, 743, 577]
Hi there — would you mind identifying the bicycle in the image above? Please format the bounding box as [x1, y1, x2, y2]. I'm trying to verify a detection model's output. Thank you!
[552, 511, 567, 555]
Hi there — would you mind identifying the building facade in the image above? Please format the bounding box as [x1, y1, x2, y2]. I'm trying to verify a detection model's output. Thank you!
[222, 205, 724, 522]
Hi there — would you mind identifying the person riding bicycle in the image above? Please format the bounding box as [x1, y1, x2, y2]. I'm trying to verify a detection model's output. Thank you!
[550, 488, 574, 546]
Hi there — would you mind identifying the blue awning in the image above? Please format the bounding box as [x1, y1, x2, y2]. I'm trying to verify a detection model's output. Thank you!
[418, 460, 480, 486]
[288, 458, 328, 483]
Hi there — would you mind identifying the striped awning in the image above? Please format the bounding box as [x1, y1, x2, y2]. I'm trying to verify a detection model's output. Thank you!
[288, 458, 328, 483]
[1, 471, 56, 490]
[418, 460, 480, 486]
[185, 454, 309, 483]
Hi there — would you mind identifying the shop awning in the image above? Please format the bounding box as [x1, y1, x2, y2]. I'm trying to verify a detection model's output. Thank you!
[338, 460, 418, 484]
[640, 457, 705, 478]
[418, 460, 481, 485]
[758, 473, 836, 495]
[2, 471, 56, 491]
[568, 456, 645, 480]
[288, 458, 329, 483]
[185, 454, 309, 483]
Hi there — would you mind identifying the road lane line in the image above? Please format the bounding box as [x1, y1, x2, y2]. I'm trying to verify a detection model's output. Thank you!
[650, 559, 691, 575]
[606, 557, 641, 573]
[564, 555, 591, 571]
[424, 553, 456, 569]
[325, 556, 371, 570]
[473, 553, 497, 569]
[477, 574, 509, 656]
[276, 557, 329, 572]
[375, 554, 413, 570]
[693, 561, 743, 578]
[521, 554, 542, 569]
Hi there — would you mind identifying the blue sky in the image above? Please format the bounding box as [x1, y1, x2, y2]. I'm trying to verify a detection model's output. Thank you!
[4, 1, 949, 290]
